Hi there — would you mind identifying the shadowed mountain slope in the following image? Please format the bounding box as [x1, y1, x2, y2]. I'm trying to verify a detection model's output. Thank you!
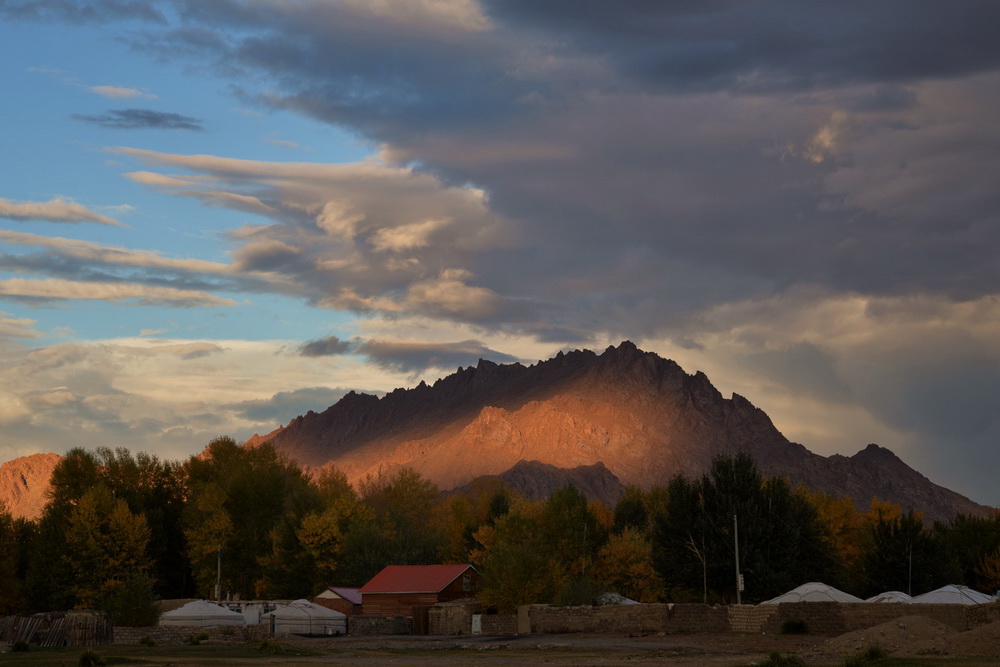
[248, 342, 991, 522]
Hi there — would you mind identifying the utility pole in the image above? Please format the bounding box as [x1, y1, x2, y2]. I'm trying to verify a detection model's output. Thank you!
[215, 543, 222, 601]
[734, 513, 742, 605]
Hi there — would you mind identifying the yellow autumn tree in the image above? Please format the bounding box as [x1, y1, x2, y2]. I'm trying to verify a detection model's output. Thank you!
[591, 526, 663, 602]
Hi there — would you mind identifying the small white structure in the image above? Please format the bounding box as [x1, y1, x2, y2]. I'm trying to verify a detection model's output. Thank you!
[865, 590, 912, 603]
[262, 599, 347, 635]
[909, 585, 992, 605]
[761, 582, 863, 604]
[160, 600, 245, 627]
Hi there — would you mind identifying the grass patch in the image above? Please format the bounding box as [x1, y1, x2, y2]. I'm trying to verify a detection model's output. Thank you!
[759, 651, 807, 666]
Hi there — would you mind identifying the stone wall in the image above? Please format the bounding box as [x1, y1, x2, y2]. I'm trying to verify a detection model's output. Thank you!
[480, 613, 517, 635]
[348, 615, 412, 636]
[519, 601, 1000, 637]
[111, 623, 270, 646]
[521, 603, 728, 635]
[428, 601, 477, 635]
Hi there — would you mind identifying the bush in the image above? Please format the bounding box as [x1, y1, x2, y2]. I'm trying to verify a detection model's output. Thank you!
[186, 631, 209, 645]
[78, 649, 106, 667]
[259, 639, 290, 655]
[139, 635, 155, 647]
[759, 651, 807, 666]
[99, 571, 161, 627]
[11, 640, 31, 652]
[781, 619, 808, 634]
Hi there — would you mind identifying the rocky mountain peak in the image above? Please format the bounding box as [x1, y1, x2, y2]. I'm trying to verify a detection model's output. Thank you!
[248, 342, 990, 521]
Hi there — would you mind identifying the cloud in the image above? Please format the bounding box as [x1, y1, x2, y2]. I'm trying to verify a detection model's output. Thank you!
[0, 197, 122, 225]
[0, 278, 236, 306]
[72, 109, 203, 130]
[355, 338, 521, 374]
[229, 387, 367, 424]
[298, 335, 352, 357]
[0, 312, 42, 339]
[89, 85, 155, 100]
[0, 0, 164, 23]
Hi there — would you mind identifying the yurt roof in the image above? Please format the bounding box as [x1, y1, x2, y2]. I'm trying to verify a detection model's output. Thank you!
[161, 600, 245, 621]
[761, 582, 863, 604]
[865, 591, 913, 603]
[263, 599, 347, 620]
[910, 585, 993, 604]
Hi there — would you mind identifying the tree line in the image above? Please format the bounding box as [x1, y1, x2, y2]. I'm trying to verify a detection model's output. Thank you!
[1, 441, 999, 620]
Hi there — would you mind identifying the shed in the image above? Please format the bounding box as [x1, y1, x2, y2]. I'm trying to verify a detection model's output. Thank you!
[359, 564, 477, 617]
[910, 585, 993, 604]
[159, 600, 245, 627]
[262, 599, 347, 635]
[313, 586, 362, 616]
[761, 582, 863, 604]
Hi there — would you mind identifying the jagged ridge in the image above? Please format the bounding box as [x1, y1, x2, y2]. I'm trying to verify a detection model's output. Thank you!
[249, 341, 991, 522]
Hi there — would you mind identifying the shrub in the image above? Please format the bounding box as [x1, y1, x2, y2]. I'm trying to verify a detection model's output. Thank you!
[843, 643, 887, 666]
[78, 649, 106, 667]
[11, 640, 30, 652]
[99, 571, 162, 627]
[259, 639, 289, 655]
[139, 635, 155, 647]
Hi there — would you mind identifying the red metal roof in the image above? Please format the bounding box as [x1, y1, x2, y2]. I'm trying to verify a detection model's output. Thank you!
[327, 587, 362, 605]
[359, 564, 474, 594]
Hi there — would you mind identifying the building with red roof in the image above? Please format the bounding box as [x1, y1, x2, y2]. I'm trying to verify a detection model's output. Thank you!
[358, 564, 477, 616]
[311, 586, 363, 616]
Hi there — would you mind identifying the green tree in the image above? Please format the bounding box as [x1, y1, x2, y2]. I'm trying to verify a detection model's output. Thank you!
[471, 501, 564, 612]
[183, 437, 320, 599]
[63, 486, 153, 609]
[651, 453, 836, 603]
[0, 503, 24, 613]
[858, 510, 960, 597]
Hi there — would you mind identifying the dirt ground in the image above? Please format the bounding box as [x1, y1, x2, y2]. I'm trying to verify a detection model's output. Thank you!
[278, 620, 1000, 665]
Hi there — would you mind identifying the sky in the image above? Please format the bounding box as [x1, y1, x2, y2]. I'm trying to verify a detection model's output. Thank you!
[1, 0, 998, 507]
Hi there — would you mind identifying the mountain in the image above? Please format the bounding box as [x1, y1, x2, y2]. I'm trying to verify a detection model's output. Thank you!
[248, 341, 991, 522]
[0, 452, 60, 521]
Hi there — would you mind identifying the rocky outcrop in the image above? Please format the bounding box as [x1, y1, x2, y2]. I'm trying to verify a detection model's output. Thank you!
[0, 452, 61, 520]
[249, 341, 992, 522]
[456, 460, 627, 507]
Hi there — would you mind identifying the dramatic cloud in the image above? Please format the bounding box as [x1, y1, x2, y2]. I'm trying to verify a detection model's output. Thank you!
[73, 109, 203, 130]
[2, 0, 999, 504]
[0, 197, 122, 225]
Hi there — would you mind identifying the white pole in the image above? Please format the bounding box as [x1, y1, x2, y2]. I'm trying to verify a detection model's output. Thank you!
[734, 513, 742, 605]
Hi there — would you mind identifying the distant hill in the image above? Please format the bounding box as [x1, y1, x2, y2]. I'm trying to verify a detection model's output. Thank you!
[0, 452, 60, 520]
[248, 341, 992, 522]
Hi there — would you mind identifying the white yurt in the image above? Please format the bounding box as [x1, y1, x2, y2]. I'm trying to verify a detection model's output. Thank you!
[909, 584, 993, 605]
[262, 599, 347, 636]
[159, 600, 245, 627]
[865, 590, 912, 603]
[761, 582, 863, 604]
